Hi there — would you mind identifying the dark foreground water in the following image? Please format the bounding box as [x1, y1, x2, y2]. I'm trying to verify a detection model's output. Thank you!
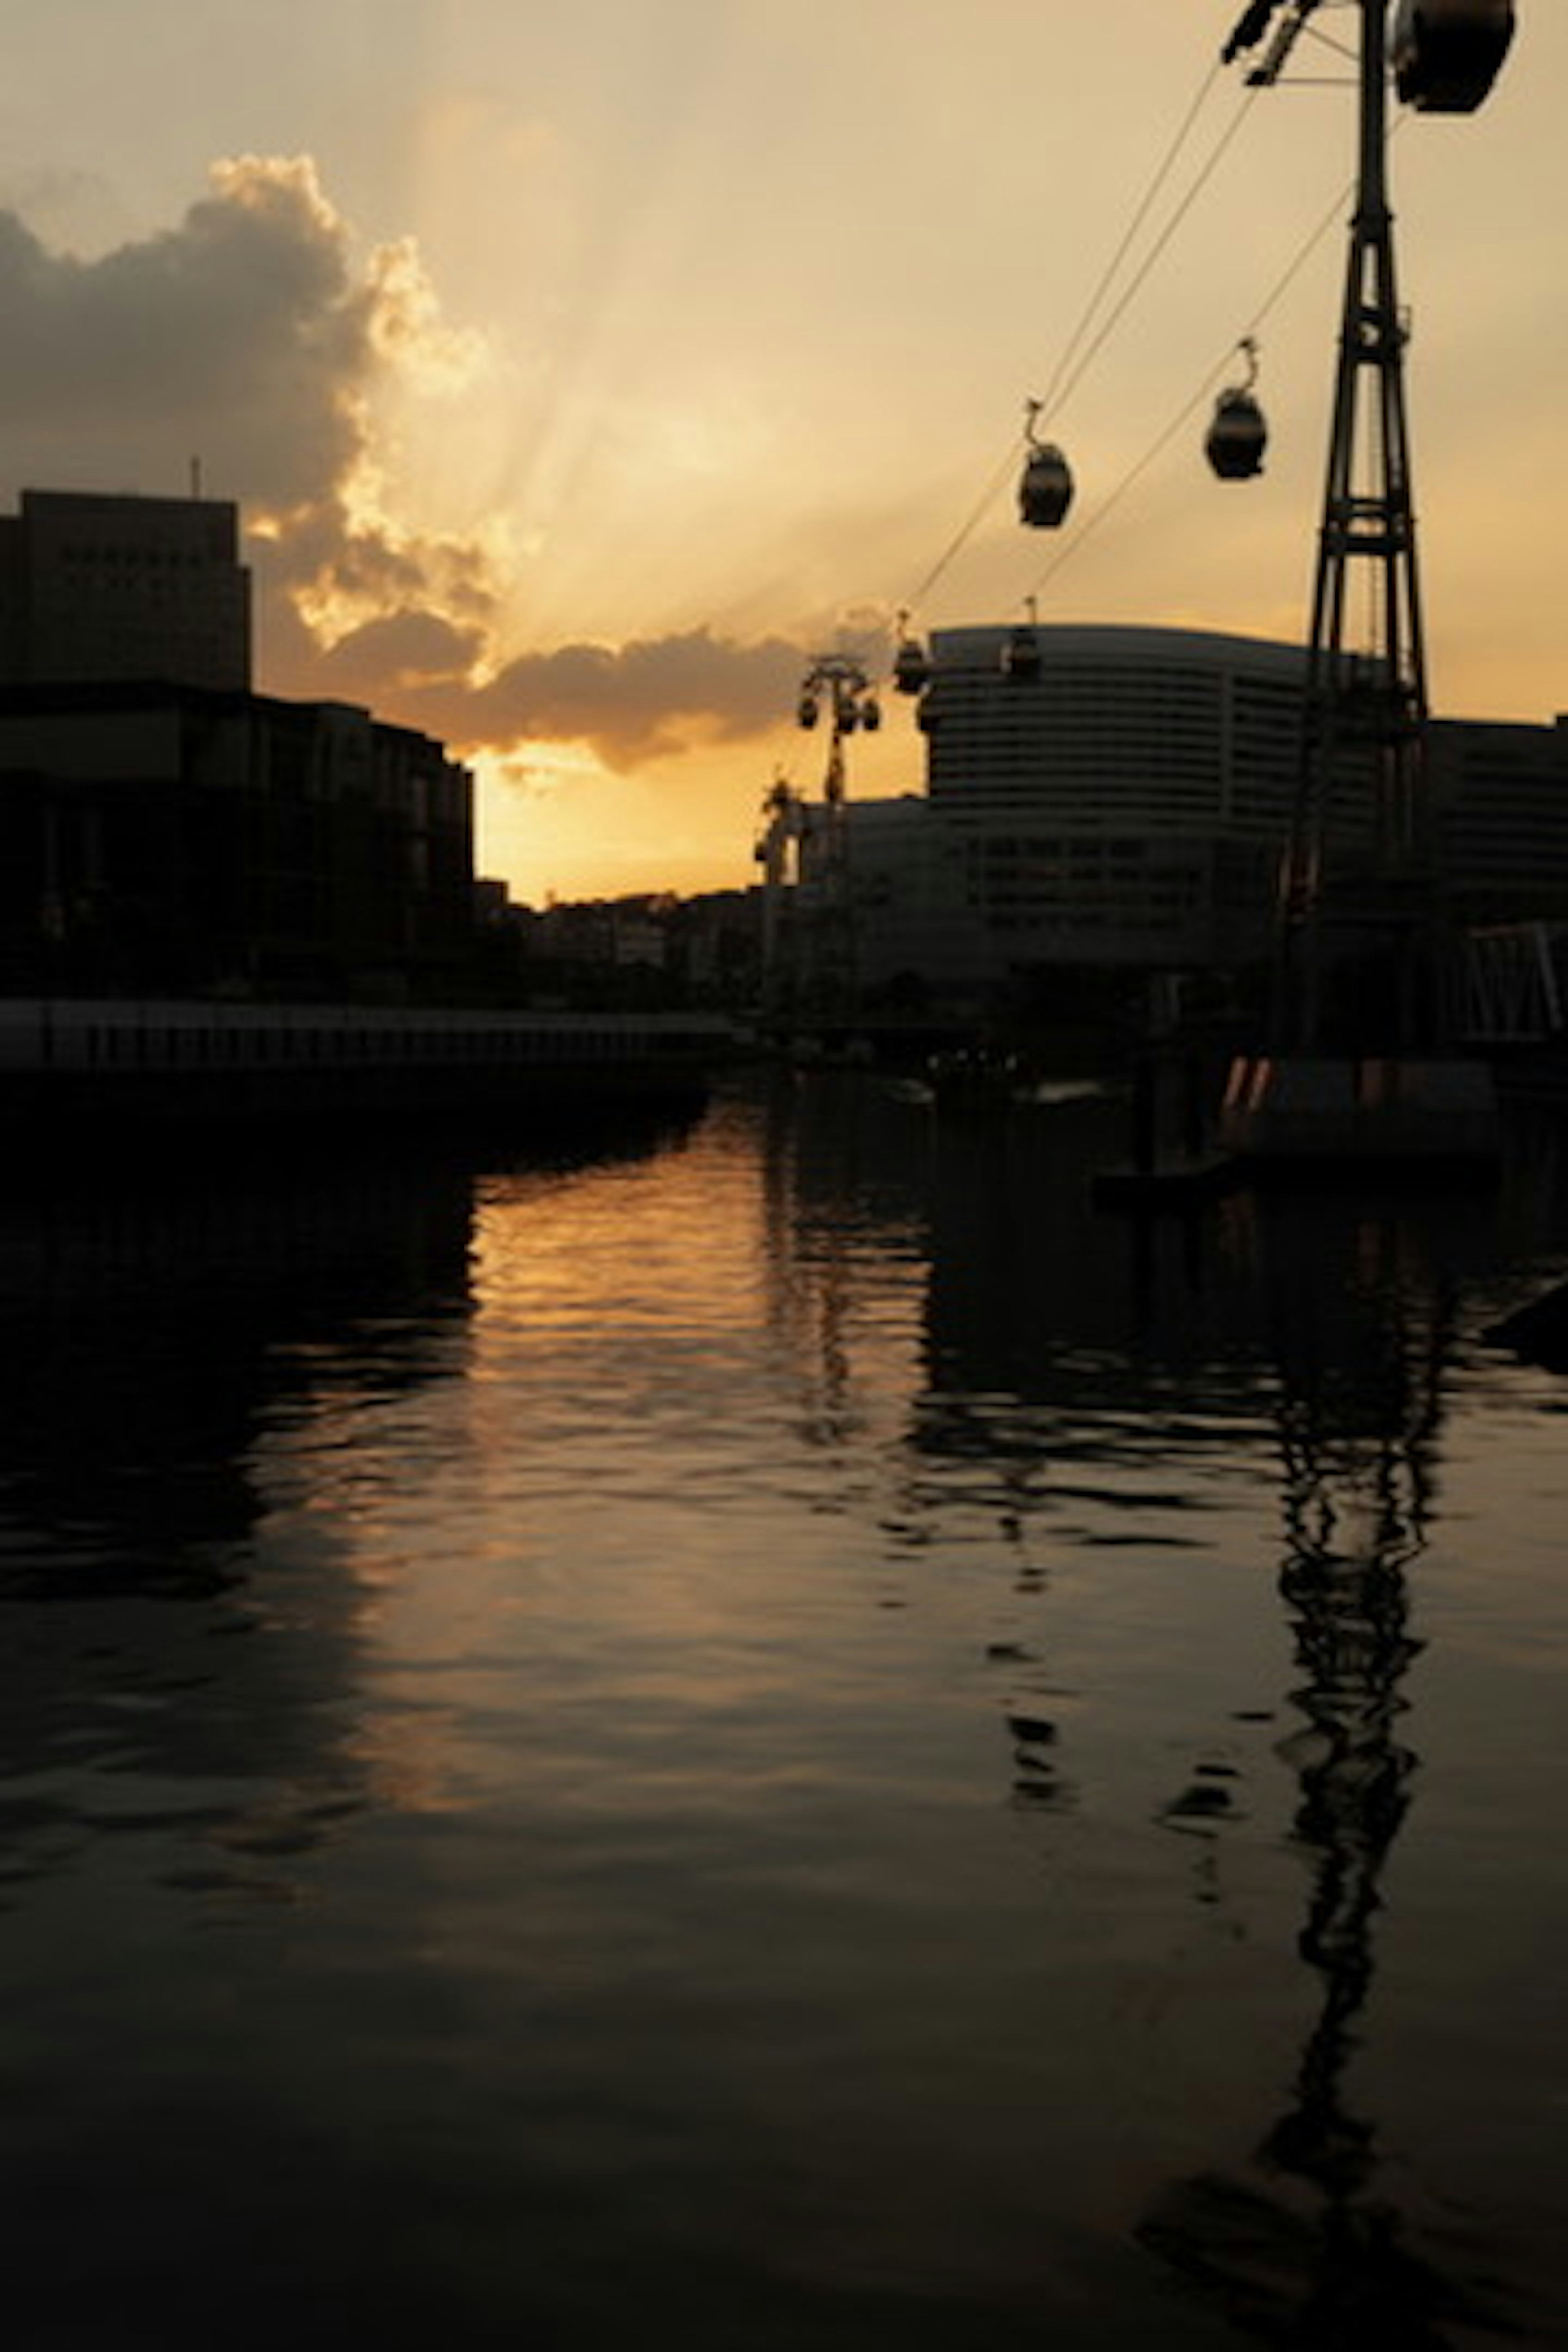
[2, 1074, 1567, 2350]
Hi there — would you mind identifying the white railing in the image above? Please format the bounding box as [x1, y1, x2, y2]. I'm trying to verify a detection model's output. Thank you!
[0, 999, 735, 1074]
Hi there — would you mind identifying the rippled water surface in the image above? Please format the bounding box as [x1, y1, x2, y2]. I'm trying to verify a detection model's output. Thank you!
[3, 1076, 1567, 2348]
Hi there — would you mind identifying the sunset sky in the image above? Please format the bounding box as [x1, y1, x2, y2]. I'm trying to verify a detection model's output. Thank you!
[2, 2, 1561, 904]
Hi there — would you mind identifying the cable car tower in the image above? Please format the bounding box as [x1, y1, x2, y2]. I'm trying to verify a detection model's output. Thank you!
[1220, 0, 1513, 1158]
[1244, 0, 1434, 1044]
[793, 653, 881, 1015]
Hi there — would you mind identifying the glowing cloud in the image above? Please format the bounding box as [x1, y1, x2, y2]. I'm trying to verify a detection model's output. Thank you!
[0, 156, 503, 673]
[0, 156, 835, 816]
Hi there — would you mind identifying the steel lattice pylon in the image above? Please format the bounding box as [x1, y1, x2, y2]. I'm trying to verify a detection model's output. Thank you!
[793, 655, 877, 1016]
[1274, 0, 1448, 1053]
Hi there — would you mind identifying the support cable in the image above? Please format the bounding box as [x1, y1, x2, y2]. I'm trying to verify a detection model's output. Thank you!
[1022, 157, 1363, 605]
[900, 55, 1245, 615]
[1034, 82, 1261, 436]
[898, 13, 1366, 628]
[1031, 60, 1227, 426]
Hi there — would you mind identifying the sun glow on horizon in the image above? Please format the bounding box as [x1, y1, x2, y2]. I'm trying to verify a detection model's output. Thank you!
[3, 3, 1563, 903]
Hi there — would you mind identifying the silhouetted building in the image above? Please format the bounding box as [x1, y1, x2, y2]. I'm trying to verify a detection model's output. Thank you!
[0, 490, 251, 692]
[919, 624, 1319, 971]
[0, 487, 487, 1000]
[1430, 715, 1568, 924]
[0, 679, 474, 998]
[764, 624, 1568, 1003]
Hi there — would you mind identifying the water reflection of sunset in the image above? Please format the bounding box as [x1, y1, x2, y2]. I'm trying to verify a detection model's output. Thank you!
[6, 1085, 1566, 2341]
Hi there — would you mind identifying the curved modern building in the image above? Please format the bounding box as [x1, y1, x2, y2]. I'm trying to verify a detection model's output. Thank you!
[775, 620, 1568, 1002]
[907, 622, 1321, 972]
[923, 623, 1303, 825]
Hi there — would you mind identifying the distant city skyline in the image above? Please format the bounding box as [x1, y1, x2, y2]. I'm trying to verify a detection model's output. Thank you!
[2, 2, 1560, 904]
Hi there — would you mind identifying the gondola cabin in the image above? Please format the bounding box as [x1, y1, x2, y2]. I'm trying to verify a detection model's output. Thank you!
[893, 638, 931, 695]
[860, 697, 881, 732]
[1391, 0, 1515, 114]
[797, 693, 819, 729]
[1018, 443, 1074, 529]
[1002, 625, 1042, 682]
[1205, 387, 1268, 480]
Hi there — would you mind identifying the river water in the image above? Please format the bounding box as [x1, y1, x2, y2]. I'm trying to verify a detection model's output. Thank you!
[2, 1073, 1566, 2349]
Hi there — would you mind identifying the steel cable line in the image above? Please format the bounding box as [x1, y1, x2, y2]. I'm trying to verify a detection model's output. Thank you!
[901, 53, 1249, 616]
[1020, 359, 1238, 608]
[1030, 60, 1227, 428]
[1031, 85, 1261, 437]
[904, 438, 1030, 614]
[1022, 118, 1405, 607]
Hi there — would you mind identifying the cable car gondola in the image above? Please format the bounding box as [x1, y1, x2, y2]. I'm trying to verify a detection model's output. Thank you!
[797, 693, 819, 730]
[1002, 610, 1042, 682]
[1018, 440, 1074, 530]
[1207, 388, 1268, 478]
[1002, 627, 1041, 681]
[1391, 0, 1515, 114]
[892, 621, 931, 695]
[860, 697, 882, 732]
[1205, 339, 1268, 480]
[893, 639, 929, 694]
[1018, 397, 1075, 529]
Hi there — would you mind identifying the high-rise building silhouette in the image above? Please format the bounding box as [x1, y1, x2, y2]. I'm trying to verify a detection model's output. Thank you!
[0, 489, 251, 693]
[0, 489, 482, 998]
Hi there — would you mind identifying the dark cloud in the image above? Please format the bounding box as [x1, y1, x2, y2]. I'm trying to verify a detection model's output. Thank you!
[267, 599, 852, 772]
[0, 158, 877, 780]
[456, 628, 811, 764]
[257, 594, 488, 705]
[0, 158, 366, 513]
[0, 155, 497, 645]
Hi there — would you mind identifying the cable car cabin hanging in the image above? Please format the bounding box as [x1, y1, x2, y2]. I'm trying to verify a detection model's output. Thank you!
[1205, 336, 1267, 480]
[1002, 624, 1042, 682]
[1206, 386, 1268, 479]
[1391, 0, 1515, 114]
[892, 636, 931, 695]
[797, 692, 819, 729]
[1018, 441, 1074, 529]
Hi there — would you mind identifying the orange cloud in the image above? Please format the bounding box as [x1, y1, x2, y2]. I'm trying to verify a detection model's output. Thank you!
[2, 156, 895, 799]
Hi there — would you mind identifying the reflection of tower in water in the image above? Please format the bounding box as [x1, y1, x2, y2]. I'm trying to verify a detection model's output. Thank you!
[1265, 1225, 1438, 2201]
[1142, 1204, 1511, 2344]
